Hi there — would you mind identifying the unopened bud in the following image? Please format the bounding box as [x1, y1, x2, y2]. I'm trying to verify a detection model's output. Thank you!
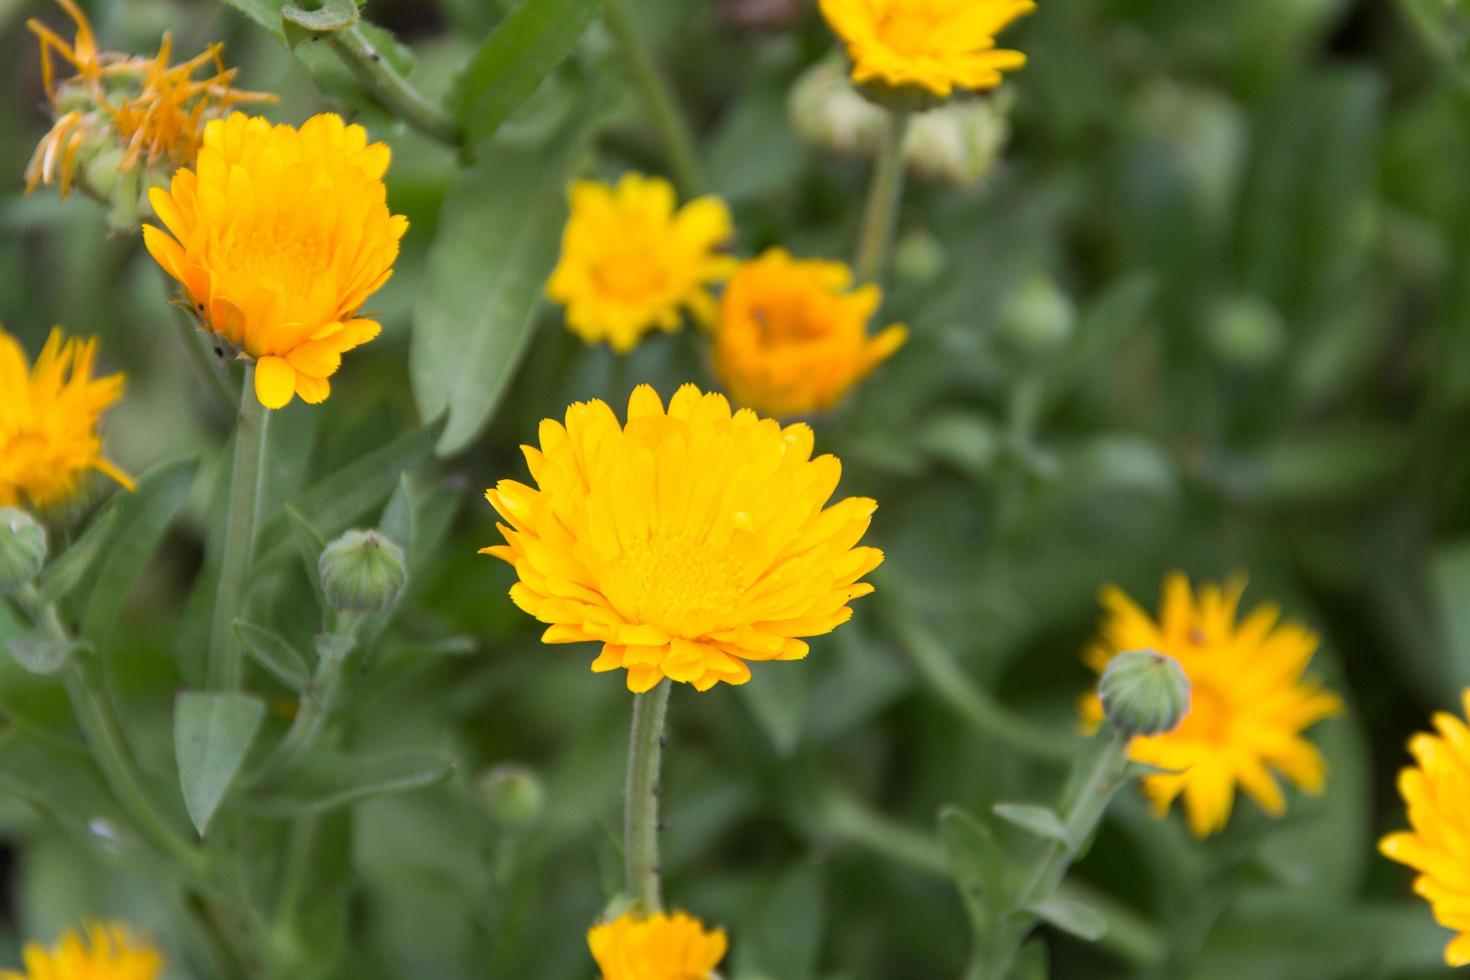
[1208, 295, 1286, 370]
[1099, 649, 1190, 737]
[0, 508, 47, 593]
[1000, 276, 1075, 358]
[318, 529, 407, 613]
[477, 764, 545, 830]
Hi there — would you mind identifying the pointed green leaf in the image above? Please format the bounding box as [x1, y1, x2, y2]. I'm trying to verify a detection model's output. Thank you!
[993, 802, 1072, 848]
[939, 805, 1009, 933]
[249, 752, 452, 816]
[1030, 895, 1108, 943]
[35, 507, 117, 605]
[235, 621, 311, 692]
[378, 475, 416, 565]
[217, 0, 291, 39]
[175, 691, 267, 835]
[3, 634, 85, 675]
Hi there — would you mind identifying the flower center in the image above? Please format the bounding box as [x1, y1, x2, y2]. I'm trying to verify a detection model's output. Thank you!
[593, 245, 671, 302]
[877, 0, 949, 56]
[220, 228, 329, 300]
[749, 295, 828, 345]
[606, 531, 744, 635]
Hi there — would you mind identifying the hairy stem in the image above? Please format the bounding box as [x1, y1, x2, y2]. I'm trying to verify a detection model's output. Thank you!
[624, 680, 672, 912]
[328, 25, 463, 148]
[855, 109, 912, 285]
[603, 0, 703, 196]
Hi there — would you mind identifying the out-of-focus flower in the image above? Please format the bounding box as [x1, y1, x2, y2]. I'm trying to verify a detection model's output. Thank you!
[790, 58, 1011, 188]
[143, 113, 408, 409]
[714, 249, 906, 418]
[1381, 690, 1470, 967]
[547, 174, 736, 354]
[587, 910, 728, 980]
[818, 0, 1034, 106]
[0, 922, 162, 980]
[26, 0, 272, 228]
[1080, 574, 1343, 838]
[482, 385, 883, 692]
[0, 327, 132, 510]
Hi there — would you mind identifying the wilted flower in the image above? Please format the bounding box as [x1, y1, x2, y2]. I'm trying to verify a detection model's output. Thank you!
[0, 327, 132, 510]
[587, 910, 728, 980]
[0, 922, 161, 980]
[547, 174, 736, 353]
[143, 113, 408, 409]
[1381, 690, 1470, 967]
[818, 0, 1034, 105]
[1080, 574, 1342, 837]
[482, 385, 883, 692]
[714, 249, 907, 417]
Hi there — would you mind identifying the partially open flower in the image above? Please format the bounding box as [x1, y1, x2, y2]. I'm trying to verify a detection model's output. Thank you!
[143, 113, 408, 409]
[0, 922, 162, 980]
[587, 910, 727, 980]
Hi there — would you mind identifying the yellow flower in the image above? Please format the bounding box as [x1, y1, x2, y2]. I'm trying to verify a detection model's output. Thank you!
[0, 327, 132, 510]
[0, 923, 162, 980]
[547, 174, 736, 353]
[482, 384, 883, 692]
[587, 910, 728, 980]
[143, 112, 408, 409]
[1079, 574, 1342, 838]
[714, 248, 907, 417]
[26, 0, 272, 198]
[1381, 690, 1470, 967]
[818, 0, 1034, 100]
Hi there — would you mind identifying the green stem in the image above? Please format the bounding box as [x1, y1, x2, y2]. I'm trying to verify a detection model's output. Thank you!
[250, 628, 356, 787]
[272, 816, 318, 934]
[170, 308, 238, 419]
[855, 109, 912, 285]
[328, 25, 463, 148]
[624, 680, 671, 912]
[603, 0, 703, 196]
[208, 368, 270, 691]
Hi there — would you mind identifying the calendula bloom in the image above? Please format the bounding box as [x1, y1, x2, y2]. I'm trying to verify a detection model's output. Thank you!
[143, 112, 408, 409]
[546, 174, 736, 353]
[587, 910, 728, 980]
[0, 327, 132, 510]
[482, 385, 883, 692]
[1381, 690, 1470, 966]
[1080, 574, 1342, 838]
[26, 0, 271, 209]
[714, 249, 907, 417]
[0, 922, 162, 980]
[819, 0, 1034, 101]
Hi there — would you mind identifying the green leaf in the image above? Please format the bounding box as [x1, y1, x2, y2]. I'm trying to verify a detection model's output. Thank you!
[411, 107, 600, 456]
[217, 0, 291, 40]
[939, 805, 1009, 934]
[249, 752, 452, 815]
[1030, 895, 1108, 942]
[35, 506, 117, 605]
[174, 691, 267, 835]
[733, 861, 826, 980]
[235, 621, 311, 693]
[1007, 937, 1050, 980]
[0, 729, 132, 839]
[456, 0, 604, 146]
[992, 802, 1071, 847]
[282, 0, 359, 34]
[3, 634, 84, 675]
[283, 503, 329, 610]
[736, 668, 806, 757]
[378, 475, 416, 563]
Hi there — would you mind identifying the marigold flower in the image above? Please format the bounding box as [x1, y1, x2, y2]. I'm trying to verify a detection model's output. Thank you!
[819, 0, 1034, 102]
[547, 174, 736, 353]
[482, 385, 883, 692]
[1381, 690, 1470, 966]
[714, 249, 907, 418]
[1079, 573, 1342, 838]
[587, 910, 727, 980]
[143, 112, 408, 409]
[0, 922, 162, 980]
[0, 326, 132, 510]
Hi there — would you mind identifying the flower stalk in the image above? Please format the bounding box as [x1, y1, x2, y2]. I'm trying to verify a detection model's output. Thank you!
[603, 0, 703, 196]
[327, 25, 463, 148]
[624, 679, 672, 912]
[855, 109, 912, 285]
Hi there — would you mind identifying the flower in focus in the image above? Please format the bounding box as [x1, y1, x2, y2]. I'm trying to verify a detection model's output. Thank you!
[0, 922, 162, 980]
[818, 0, 1034, 103]
[714, 249, 907, 417]
[1381, 690, 1470, 966]
[26, 0, 272, 225]
[1079, 573, 1342, 838]
[482, 385, 883, 692]
[0, 326, 132, 510]
[587, 910, 728, 980]
[143, 112, 408, 409]
[546, 174, 736, 353]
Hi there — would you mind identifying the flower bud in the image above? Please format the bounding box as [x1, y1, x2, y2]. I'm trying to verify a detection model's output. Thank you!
[0, 508, 47, 593]
[1099, 649, 1191, 737]
[477, 764, 545, 830]
[318, 529, 408, 613]
[1207, 295, 1286, 371]
[1000, 275, 1076, 358]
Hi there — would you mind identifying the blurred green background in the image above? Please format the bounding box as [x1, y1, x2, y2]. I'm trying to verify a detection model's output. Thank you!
[3, 0, 1470, 976]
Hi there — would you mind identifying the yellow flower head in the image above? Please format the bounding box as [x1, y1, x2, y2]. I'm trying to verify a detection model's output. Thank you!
[819, 0, 1034, 100]
[547, 174, 736, 354]
[1080, 574, 1342, 838]
[0, 922, 162, 980]
[482, 384, 883, 692]
[26, 0, 272, 199]
[0, 327, 133, 510]
[714, 248, 907, 418]
[143, 112, 408, 409]
[587, 910, 728, 980]
[1381, 690, 1470, 967]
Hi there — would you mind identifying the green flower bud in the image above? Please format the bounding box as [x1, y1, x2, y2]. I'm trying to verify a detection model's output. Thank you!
[0, 508, 47, 594]
[1000, 276, 1076, 358]
[1207, 295, 1286, 371]
[1099, 649, 1191, 737]
[318, 529, 407, 613]
[477, 764, 545, 830]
